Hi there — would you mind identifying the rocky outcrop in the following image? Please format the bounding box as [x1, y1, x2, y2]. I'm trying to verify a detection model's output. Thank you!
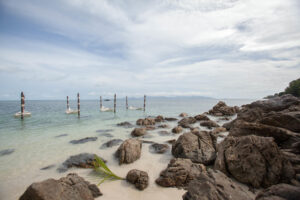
[194, 114, 210, 121]
[200, 120, 220, 129]
[115, 139, 142, 165]
[131, 128, 147, 137]
[172, 131, 217, 165]
[156, 158, 206, 188]
[126, 169, 149, 190]
[183, 169, 253, 200]
[70, 137, 98, 144]
[214, 135, 295, 188]
[172, 126, 183, 134]
[149, 143, 169, 154]
[57, 153, 106, 172]
[179, 113, 188, 117]
[117, 121, 133, 128]
[255, 183, 300, 200]
[178, 117, 196, 128]
[208, 101, 239, 116]
[19, 173, 102, 200]
[136, 118, 155, 126]
[155, 115, 164, 122]
[100, 139, 123, 149]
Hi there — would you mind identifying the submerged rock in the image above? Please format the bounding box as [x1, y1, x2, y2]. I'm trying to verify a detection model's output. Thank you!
[150, 143, 169, 154]
[0, 148, 15, 156]
[57, 153, 106, 172]
[255, 183, 300, 200]
[131, 128, 147, 137]
[70, 137, 97, 144]
[156, 158, 206, 188]
[55, 134, 68, 138]
[208, 101, 239, 116]
[183, 169, 253, 200]
[19, 173, 102, 200]
[117, 121, 133, 128]
[99, 133, 113, 138]
[172, 126, 183, 134]
[100, 139, 123, 149]
[172, 131, 217, 165]
[214, 135, 295, 188]
[115, 139, 142, 165]
[200, 120, 220, 129]
[126, 169, 149, 190]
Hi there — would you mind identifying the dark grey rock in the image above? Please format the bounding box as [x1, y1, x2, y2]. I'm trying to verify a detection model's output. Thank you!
[96, 129, 113, 133]
[0, 148, 15, 156]
[126, 169, 149, 190]
[70, 137, 97, 144]
[40, 164, 55, 170]
[165, 117, 178, 121]
[150, 143, 169, 154]
[117, 122, 133, 128]
[100, 139, 123, 149]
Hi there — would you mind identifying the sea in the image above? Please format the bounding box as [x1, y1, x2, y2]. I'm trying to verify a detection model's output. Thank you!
[0, 97, 255, 200]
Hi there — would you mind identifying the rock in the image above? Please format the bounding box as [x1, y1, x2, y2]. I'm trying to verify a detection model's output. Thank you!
[126, 169, 149, 190]
[19, 173, 102, 200]
[223, 120, 234, 130]
[96, 129, 113, 133]
[55, 134, 68, 138]
[178, 117, 197, 126]
[158, 124, 169, 128]
[117, 121, 133, 128]
[166, 139, 176, 145]
[255, 183, 300, 200]
[131, 128, 147, 137]
[158, 130, 170, 136]
[183, 169, 253, 200]
[40, 165, 55, 170]
[208, 101, 239, 116]
[214, 135, 295, 188]
[156, 158, 206, 188]
[190, 127, 200, 134]
[0, 148, 15, 156]
[229, 120, 300, 148]
[100, 139, 123, 149]
[172, 131, 217, 165]
[212, 127, 227, 134]
[194, 114, 210, 121]
[200, 120, 220, 129]
[136, 118, 155, 126]
[165, 117, 178, 121]
[150, 143, 169, 154]
[172, 126, 183, 134]
[99, 133, 113, 138]
[115, 139, 142, 165]
[145, 126, 156, 130]
[70, 137, 97, 144]
[155, 115, 164, 122]
[142, 140, 155, 144]
[57, 153, 106, 173]
[179, 113, 188, 117]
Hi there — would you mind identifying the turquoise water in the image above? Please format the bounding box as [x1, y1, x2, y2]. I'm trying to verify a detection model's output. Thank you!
[0, 97, 254, 200]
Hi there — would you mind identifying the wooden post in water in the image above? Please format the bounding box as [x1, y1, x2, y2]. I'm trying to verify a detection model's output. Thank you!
[114, 94, 116, 113]
[21, 92, 25, 120]
[67, 96, 70, 110]
[143, 95, 146, 112]
[100, 96, 102, 109]
[77, 93, 80, 117]
[126, 96, 128, 110]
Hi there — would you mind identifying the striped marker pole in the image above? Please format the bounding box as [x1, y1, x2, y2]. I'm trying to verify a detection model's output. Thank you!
[21, 92, 25, 120]
[144, 95, 146, 112]
[114, 94, 116, 113]
[67, 96, 70, 110]
[77, 93, 80, 117]
[126, 96, 128, 110]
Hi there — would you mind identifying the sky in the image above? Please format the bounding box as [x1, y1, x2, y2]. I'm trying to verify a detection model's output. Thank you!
[0, 0, 300, 100]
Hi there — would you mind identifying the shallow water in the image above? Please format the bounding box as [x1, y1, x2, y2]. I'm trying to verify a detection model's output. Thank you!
[0, 97, 254, 200]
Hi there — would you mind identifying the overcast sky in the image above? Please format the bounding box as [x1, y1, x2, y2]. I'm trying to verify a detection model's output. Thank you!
[0, 0, 300, 100]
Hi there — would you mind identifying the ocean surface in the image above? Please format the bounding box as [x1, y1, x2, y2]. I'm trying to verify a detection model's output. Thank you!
[0, 97, 255, 200]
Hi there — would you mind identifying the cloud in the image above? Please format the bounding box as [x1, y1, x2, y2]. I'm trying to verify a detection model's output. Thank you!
[0, 0, 299, 99]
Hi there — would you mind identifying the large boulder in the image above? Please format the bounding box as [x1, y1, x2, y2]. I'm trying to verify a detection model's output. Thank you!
[214, 135, 295, 188]
[255, 183, 300, 200]
[200, 120, 220, 129]
[57, 153, 106, 173]
[208, 101, 239, 116]
[172, 131, 217, 165]
[136, 118, 155, 126]
[183, 169, 253, 200]
[131, 128, 147, 137]
[19, 173, 102, 200]
[178, 117, 197, 128]
[115, 139, 142, 165]
[126, 169, 149, 190]
[155, 158, 206, 188]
